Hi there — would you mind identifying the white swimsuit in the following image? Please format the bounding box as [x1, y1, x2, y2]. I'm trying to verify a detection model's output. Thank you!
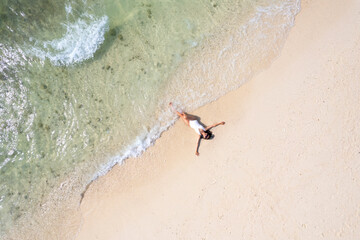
[189, 120, 205, 135]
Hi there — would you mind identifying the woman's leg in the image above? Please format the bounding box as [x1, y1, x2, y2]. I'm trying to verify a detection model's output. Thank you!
[177, 111, 190, 125]
[170, 102, 189, 125]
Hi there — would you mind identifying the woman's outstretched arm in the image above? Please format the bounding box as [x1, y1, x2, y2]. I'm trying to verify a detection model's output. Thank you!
[195, 135, 201, 156]
[205, 121, 225, 131]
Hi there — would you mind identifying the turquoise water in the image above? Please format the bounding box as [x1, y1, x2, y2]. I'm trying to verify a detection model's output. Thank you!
[0, 0, 300, 238]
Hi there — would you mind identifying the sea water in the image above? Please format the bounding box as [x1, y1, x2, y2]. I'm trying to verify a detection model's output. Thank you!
[0, 0, 300, 238]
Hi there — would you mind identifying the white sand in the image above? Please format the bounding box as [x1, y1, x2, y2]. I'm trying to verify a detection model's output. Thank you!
[76, 0, 360, 239]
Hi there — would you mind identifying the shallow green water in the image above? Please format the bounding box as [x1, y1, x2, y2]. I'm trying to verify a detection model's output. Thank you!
[0, 0, 300, 238]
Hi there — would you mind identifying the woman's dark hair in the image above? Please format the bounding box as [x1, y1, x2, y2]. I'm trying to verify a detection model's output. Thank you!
[203, 130, 214, 140]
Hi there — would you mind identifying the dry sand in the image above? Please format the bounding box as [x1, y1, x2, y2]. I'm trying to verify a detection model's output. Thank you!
[76, 0, 360, 239]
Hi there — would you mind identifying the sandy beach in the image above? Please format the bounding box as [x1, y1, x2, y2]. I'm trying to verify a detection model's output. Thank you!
[76, 0, 360, 239]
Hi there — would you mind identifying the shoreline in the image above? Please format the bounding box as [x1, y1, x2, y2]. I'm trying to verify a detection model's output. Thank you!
[3, 2, 301, 239]
[76, 0, 360, 239]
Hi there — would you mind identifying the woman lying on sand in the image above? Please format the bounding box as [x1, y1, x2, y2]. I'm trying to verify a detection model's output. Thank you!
[169, 102, 225, 156]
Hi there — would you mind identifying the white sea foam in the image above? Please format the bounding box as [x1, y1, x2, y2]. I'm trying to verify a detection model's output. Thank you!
[29, 13, 108, 66]
[65, 3, 72, 15]
[92, 115, 176, 181]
